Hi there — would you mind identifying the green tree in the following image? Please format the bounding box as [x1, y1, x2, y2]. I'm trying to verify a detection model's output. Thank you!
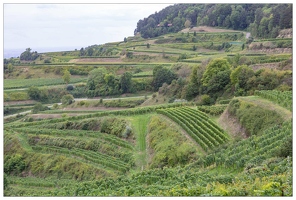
[20, 48, 39, 61]
[202, 58, 231, 86]
[184, 19, 191, 28]
[230, 65, 254, 87]
[79, 47, 85, 56]
[152, 65, 177, 91]
[7, 63, 13, 73]
[27, 86, 41, 100]
[87, 48, 94, 56]
[62, 69, 71, 84]
[120, 72, 133, 93]
[202, 58, 231, 95]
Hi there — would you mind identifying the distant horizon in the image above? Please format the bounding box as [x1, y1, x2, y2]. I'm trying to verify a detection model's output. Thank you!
[4, 46, 84, 58]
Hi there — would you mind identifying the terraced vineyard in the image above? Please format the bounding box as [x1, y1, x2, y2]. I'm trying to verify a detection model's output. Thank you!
[189, 120, 292, 168]
[157, 107, 229, 151]
[6, 124, 135, 178]
[255, 90, 292, 111]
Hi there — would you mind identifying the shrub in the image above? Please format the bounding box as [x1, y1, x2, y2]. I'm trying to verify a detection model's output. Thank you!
[200, 94, 211, 105]
[28, 86, 41, 100]
[32, 102, 48, 114]
[66, 84, 74, 90]
[61, 94, 74, 105]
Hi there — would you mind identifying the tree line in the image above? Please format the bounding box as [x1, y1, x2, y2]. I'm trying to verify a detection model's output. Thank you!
[135, 4, 292, 39]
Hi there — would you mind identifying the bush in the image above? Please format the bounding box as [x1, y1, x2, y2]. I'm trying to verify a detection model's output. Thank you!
[100, 117, 128, 138]
[28, 86, 41, 100]
[66, 84, 74, 90]
[61, 94, 74, 105]
[32, 102, 48, 114]
[4, 154, 26, 175]
[200, 94, 211, 105]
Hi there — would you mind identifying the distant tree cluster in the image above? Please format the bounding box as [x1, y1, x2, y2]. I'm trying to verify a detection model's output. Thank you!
[158, 57, 291, 104]
[86, 68, 134, 97]
[79, 45, 119, 57]
[20, 48, 39, 61]
[135, 4, 292, 39]
[85, 65, 177, 97]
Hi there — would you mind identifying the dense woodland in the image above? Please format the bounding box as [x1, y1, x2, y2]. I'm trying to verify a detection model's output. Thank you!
[3, 3, 293, 197]
[136, 4, 292, 39]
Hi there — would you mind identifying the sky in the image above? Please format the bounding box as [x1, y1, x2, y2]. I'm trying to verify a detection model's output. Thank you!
[3, 3, 172, 53]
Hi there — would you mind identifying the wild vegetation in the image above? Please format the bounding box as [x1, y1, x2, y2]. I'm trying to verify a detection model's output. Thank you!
[3, 3, 292, 197]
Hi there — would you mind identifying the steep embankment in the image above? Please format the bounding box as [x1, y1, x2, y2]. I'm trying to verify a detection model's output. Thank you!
[218, 96, 292, 139]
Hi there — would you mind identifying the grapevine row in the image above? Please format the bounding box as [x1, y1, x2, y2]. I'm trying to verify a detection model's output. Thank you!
[15, 127, 133, 150]
[157, 107, 228, 151]
[192, 120, 292, 168]
[255, 90, 292, 111]
[32, 145, 129, 172]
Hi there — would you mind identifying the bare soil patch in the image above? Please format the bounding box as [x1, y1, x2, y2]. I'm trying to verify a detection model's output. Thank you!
[180, 26, 241, 33]
[218, 109, 248, 139]
[30, 113, 83, 120]
[63, 106, 127, 111]
[4, 100, 36, 106]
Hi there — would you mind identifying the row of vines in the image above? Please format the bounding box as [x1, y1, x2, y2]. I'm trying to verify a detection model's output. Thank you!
[254, 90, 292, 111]
[188, 120, 292, 168]
[157, 107, 229, 151]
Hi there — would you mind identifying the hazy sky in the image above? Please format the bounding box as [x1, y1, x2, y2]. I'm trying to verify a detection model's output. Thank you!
[3, 3, 172, 51]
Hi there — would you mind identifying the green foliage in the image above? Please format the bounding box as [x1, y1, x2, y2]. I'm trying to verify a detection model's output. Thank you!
[32, 102, 49, 114]
[100, 117, 131, 138]
[4, 154, 26, 175]
[152, 65, 177, 91]
[254, 90, 292, 111]
[228, 99, 284, 136]
[230, 65, 254, 95]
[200, 94, 211, 105]
[62, 69, 71, 84]
[27, 86, 42, 100]
[126, 51, 133, 58]
[103, 99, 145, 108]
[197, 105, 227, 116]
[20, 48, 39, 61]
[157, 107, 229, 151]
[202, 58, 231, 87]
[136, 4, 291, 39]
[4, 91, 29, 101]
[120, 72, 133, 93]
[4, 77, 87, 90]
[148, 116, 199, 168]
[66, 84, 74, 91]
[61, 94, 74, 105]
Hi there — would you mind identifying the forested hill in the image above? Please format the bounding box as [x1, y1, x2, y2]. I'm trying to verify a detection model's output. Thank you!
[135, 4, 292, 39]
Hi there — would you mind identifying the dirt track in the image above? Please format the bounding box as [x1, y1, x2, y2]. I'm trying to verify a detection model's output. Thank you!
[69, 57, 122, 63]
